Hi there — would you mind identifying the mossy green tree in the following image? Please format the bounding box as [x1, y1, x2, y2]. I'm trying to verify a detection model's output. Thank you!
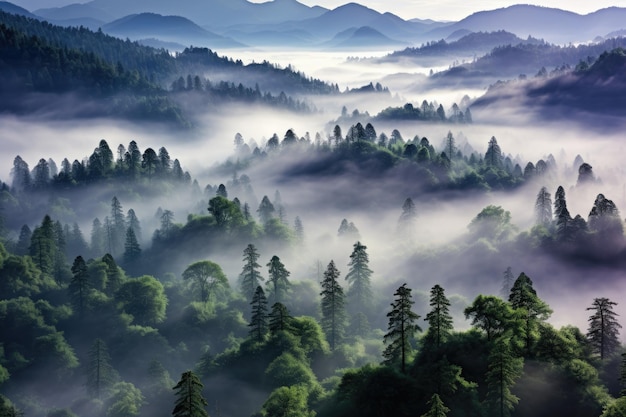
[485, 336, 523, 417]
[266, 255, 291, 304]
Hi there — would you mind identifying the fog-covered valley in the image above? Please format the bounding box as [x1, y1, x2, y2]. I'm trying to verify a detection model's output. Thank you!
[2, 2, 626, 417]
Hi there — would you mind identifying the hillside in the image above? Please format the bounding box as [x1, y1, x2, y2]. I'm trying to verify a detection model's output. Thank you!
[472, 47, 626, 123]
[424, 5, 626, 44]
[102, 13, 245, 49]
[327, 26, 407, 49]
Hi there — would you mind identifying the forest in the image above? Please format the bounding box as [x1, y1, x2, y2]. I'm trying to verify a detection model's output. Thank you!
[1, 121, 626, 417]
[2, 3, 626, 417]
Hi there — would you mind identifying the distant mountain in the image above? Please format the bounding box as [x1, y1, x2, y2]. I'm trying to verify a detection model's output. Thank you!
[102, 13, 245, 49]
[473, 48, 626, 124]
[0, 1, 35, 18]
[222, 28, 320, 48]
[424, 5, 626, 44]
[85, 0, 327, 28]
[326, 26, 407, 49]
[34, 3, 114, 23]
[386, 30, 531, 61]
[223, 2, 437, 47]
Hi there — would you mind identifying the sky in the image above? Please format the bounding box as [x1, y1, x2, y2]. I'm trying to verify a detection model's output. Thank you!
[10, 0, 626, 21]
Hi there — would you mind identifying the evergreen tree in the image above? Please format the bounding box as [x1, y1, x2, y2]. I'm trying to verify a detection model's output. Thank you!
[266, 255, 291, 304]
[269, 302, 293, 335]
[534, 187, 552, 227]
[239, 244, 264, 301]
[110, 197, 126, 255]
[86, 338, 118, 399]
[69, 255, 90, 319]
[383, 283, 421, 373]
[320, 260, 347, 351]
[126, 209, 141, 242]
[587, 298, 621, 360]
[444, 131, 456, 161]
[485, 336, 523, 417]
[15, 225, 31, 256]
[398, 198, 417, 225]
[464, 295, 514, 342]
[172, 371, 209, 417]
[345, 242, 373, 318]
[501, 267, 515, 299]
[123, 227, 141, 266]
[29, 215, 55, 277]
[484, 136, 503, 169]
[294, 216, 304, 245]
[424, 285, 453, 349]
[257, 196, 275, 224]
[420, 394, 450, 417]
[508, 272, 552, 354]
[249, 286, 269, 342]
[91, 218, 105, 257]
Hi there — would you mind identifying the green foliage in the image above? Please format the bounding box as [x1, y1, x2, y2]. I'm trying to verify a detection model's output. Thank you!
[345, 242, 373, 321]
[420, 394, 450, 417]
[587, 298, 622, 360]
[86, 338, 118, 400]
[468, 205, 516, 242]
[115, 275, 167, 326]
[240, 244, 264, 301]
[383, 284, 421, 373]
[464, 295, 515, 341]
[423, 285, 454, 349]
[0, 253, 56, 298]
[182, 260, 229, 303]
[249, 286, 269, 343]
[172, 371, 208, 417]
[320, 261, 347, 351]
[105, 381, 144, 417]
[261, 385, 315, 417]
[601, 397, 626, 417]
[266, 255, 291, 304]
[485, 336, 523, 417]
[265, 352, 318, 390]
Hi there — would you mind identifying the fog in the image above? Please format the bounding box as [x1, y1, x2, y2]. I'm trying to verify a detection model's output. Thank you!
[3, 46, 626, 354]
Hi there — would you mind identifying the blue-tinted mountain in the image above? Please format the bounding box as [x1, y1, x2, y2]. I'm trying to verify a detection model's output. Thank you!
[385, 30, 532, 61]
[85, 0, 327, 28]
[102, 13, 245, 49]
[424, 5, 626, 44]
[34, 3, 114, 23]
[0, 1, 35, 18]
[326, 26, 407, 49]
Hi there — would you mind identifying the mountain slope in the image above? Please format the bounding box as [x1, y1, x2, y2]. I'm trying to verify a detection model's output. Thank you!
[85, 0, 327, 28]
[0, 1, 35, 18]
[424, 5, 626, 44]
[102, 13, 245, 49]
[34, 3, 114, 23]
[327, 26, 407, 49]
[472, 48, 626, 125]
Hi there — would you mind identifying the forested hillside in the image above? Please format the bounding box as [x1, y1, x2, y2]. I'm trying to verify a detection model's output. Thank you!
[1, 120, 626, 416]
[0, 11, 335, 124]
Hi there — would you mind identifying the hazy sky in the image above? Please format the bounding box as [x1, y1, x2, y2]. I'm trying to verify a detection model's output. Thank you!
[11, 0, 626, 20]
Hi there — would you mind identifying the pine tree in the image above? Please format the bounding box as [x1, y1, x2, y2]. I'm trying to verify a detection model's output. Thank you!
[269, 302, 293, 335]
[484, 136, 503, 169]
[239, 244, 264, 301]
[70, 256, 90, 319]
[383, 283, 421, 373]
[420, 394, 450, 417]
[86, 338, 118, 399]
[257, 196, 275, 224]
[123, 227, 141, 266]
[424, 285, 453, 349]
[587, 298, 621, 360]
[501, 267, 515, 299]
[110, 197, 126, 255]
[345, 242, 373, 315]
[126, 209, 141, 242]
[172, 371, 209, 417]
[266, 255, 291, 304]
[534, 187, 552, 227]
[294, 216, 304, 244]
[508, 272, 551, 354]
[320, 260, 347, 351]
[398, 198, 417, 225]
[249, 286, 269, 342]
[485, 337, 523, 417]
